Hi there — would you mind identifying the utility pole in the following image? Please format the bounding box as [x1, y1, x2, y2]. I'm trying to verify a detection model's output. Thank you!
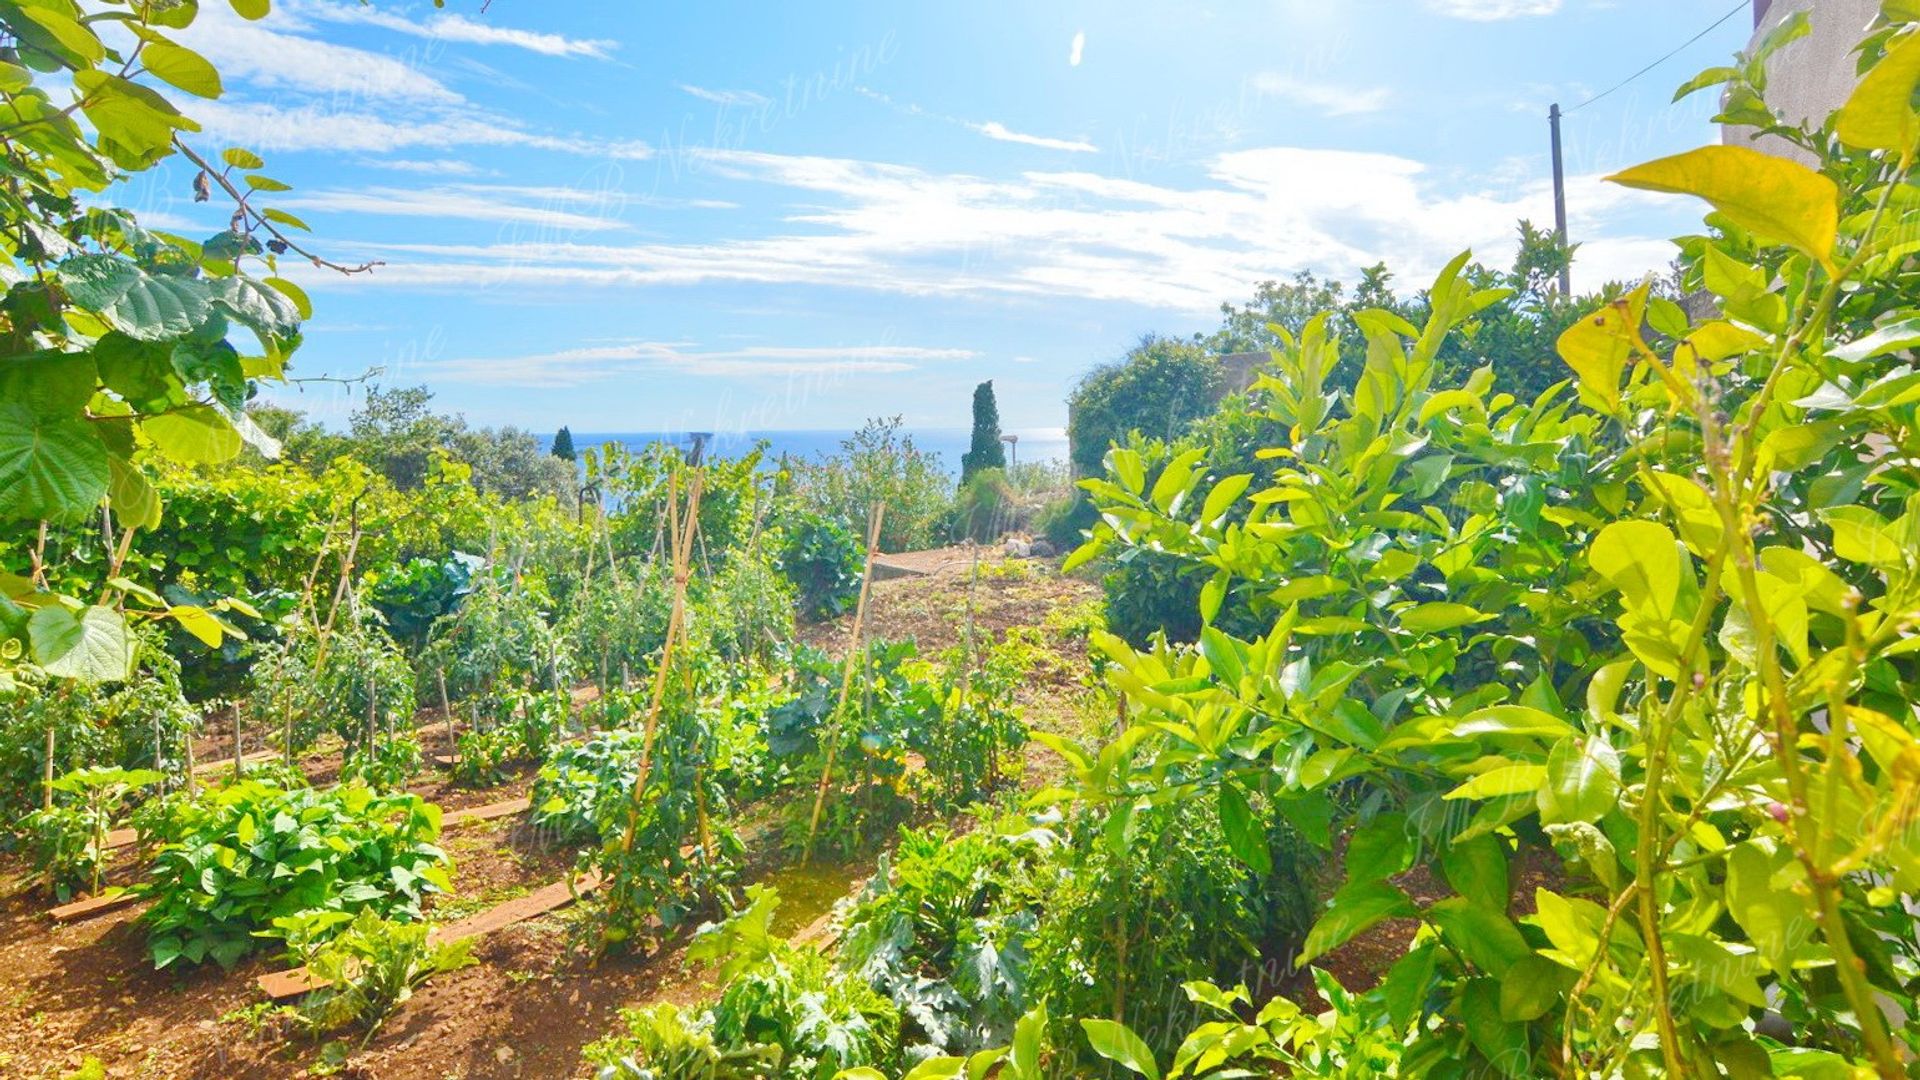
[1549, 102, 1572, 298]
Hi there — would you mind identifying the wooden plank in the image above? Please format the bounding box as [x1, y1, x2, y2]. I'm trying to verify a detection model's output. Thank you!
[442, 796, 531, 827]
[191, 748, 279, 776]
[49, 890, 142, 922]
[255, 871, 604, 1000]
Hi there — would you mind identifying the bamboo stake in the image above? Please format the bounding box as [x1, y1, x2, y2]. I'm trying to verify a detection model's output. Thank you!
[438, 667, 456, 768]
[802, 502, 886, 866]
[231, 705, 243, 782]
[43, 726, 55, 810]
[602, 470, 705, 950]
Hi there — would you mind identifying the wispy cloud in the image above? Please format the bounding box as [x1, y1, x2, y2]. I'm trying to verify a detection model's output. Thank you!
[970, 121, 1098, 153]
[1426, 0, 1561, 20]
[180, 3, 457, 103]
[299, 145, 1675, 308]
[359, 158, 491, 176]
[281, 184, 630, 232]
[1069, 31, 1086, 66]
[193, 100, 653, 159]
[679, 84, 773, 107]
[1251, 72, 1391, 116]
[422, 342, 978, 386]
[292, 0, 617, 59]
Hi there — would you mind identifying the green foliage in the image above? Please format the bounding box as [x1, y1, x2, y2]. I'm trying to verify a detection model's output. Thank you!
[1067, 337, 1223, 480]
[277, 909, 474, 1045]
[139, 780, 450, 970]
[591, 887, 899, 1080]
[22, 765, 163, 899]
[788, 417, 952, 552]
[951, 468, 1014, 543]
[369, 552, 478, 650]
[551, 426, 577, 462]
[777, 510, 865, 623]
[960, 380, 1005, 482]
[0, 631, 195, 824]
[1065, 27, 1920, 1074]
[836, 817, 1054, 1058]
[0, 0, 320, 690]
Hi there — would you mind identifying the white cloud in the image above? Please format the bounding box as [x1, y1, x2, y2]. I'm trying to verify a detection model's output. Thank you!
[422, 342, 977, 387]
[281, 185, 629, 232]
[1426, 0, 1561, 20]
[1069, 31, 1086, 66]
[360, 158, 490, 176]
[971, 121, 1098, 153]
[679, 84, 773, 107]
[179, 3, 457, 103]
[1251, 73, 1391, 116]
[292, 1, 617, 59]
[303, 145, 1675, 310]
[192, 99, 654, 159]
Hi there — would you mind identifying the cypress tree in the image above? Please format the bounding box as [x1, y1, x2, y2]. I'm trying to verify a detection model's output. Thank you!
[550, 426, 576, 461]
[960, 380, 1005, 482]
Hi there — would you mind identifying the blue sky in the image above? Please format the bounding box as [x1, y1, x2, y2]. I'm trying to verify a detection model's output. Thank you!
[127, 0, 1757, 437]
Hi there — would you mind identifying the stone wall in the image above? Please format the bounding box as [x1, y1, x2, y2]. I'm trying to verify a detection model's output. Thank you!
[1724, 0, 1879, 162]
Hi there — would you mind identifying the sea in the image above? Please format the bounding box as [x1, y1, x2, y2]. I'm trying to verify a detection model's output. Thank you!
[560, 428, 1068, 479]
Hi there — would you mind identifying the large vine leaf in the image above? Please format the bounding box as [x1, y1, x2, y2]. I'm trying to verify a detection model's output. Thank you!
[59, 254, 213, 341]
[29, 604, 135, 682]
[213, 274, 302, 340]
[0, 401, 110, 522]
[0, 350, 96, 414]
[143, 403, 242, 464]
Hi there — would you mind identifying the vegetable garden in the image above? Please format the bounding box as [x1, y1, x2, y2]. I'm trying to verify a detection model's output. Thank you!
[7, 1, 1920, 1078]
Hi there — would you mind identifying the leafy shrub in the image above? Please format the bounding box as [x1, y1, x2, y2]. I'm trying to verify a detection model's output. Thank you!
[21, 766, 163, 900]
[788, 416, 953, 552]
[1066, 336, 1223, 480]
[0, 632, 196, 826]
[776, 510, 864, 623]
[837, 817, 1056, 1058]
[585, 1002, 781, 1080]
[139, 781, 451, 970]
[591, 887, 899, 1080]
[693, 550, 796, 664]
[368, 552, 479, 650]
[952, 467, 1015, 543]
[531, 728, 650, 844]
[276, 909, 474, 1044]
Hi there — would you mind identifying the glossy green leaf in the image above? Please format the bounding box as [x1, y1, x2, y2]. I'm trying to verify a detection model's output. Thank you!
[1539, 734, 1620, 825]
[1080, 1020, 1160, 1080]
[142, 41, 224, 98]
[1589, 520, 1680, 618]
[1299, 881, 1415, 963]
[1217, 782, 1271, 875]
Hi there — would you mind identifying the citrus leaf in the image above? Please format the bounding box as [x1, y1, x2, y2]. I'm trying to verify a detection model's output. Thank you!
[1608, 146, 1839, 270]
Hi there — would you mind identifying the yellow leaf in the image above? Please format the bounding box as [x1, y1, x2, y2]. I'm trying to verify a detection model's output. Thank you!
[1556, 280, 1651, 412]
[1837, 30, 1920, 154]
[169, 604, 224, 648]
[1607, 146, 1839, 271]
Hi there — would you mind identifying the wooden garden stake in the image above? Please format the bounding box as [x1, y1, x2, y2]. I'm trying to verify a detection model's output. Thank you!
[602, 469, 704, 949]
[438, 667, 456, 767]
[43, 726, 55, 810]
[231, 705, 243, 781]
[802, 501, 886, 866]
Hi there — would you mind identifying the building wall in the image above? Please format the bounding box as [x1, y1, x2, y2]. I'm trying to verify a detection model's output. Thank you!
[1724, 0, 1879, 161]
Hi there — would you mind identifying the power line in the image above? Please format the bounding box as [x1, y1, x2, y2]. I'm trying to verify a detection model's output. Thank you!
[1567, 0, 1748, 113]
